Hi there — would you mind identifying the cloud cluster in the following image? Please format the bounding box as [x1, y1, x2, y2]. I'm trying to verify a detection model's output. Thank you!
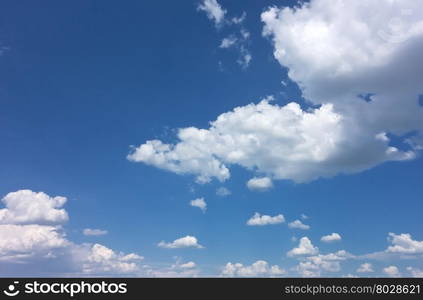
[295, 250, 352, 277]
[386, 233, 423, 254]
[0, 190, 142, 276]
[288, 237, 354, 277]
[246, 212, 284, 226]
[289, 233, 423, 277]
[197, 0, 226, 27]
[197, 0, 252, 68]
[145, 257, 200, 277]
[221, 260, 285, 277]
[130, 0, 422, 185]
[82, 244, 143, 275]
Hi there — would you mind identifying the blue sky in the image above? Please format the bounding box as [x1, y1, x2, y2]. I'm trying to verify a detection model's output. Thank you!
[0, 0, 422, 277]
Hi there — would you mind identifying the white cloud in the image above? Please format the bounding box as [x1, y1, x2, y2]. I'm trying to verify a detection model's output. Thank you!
[386, 233, 423, 254]
[357, 263, 374, 273]
[246, 212, 284, 226]
[220, 36, 237, 48]
[231, 12, 246, 25]
[261, 0, 423, 172]
[197, 0, 226, 27]
[158, 235, 204, 249]
[83, 228, 108, 236]
[240, 29, 250, 40]
[0, 190, 68, 225]
[129, 98, 393, 184]
[180, 261, 196, 269]
[127, 138, 230, 184]
[406, 267, 423, 278]
[321, 233, 342, 243]
[287, 237, 318, 257]
[246, 177, 273, 191]
[237, 46, 252, 69]
[301, 214, 308, 220]
[120, 253, 144, 262]
[221, 260, 285, 277]
[383, 265, 400, 277]
[216, 187, 231, 196]
[288, 220, 310, 230]
[190, 198, 207, 213]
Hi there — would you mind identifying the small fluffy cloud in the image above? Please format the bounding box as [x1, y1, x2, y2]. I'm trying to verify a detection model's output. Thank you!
[158, 235, 204, 249]
[288, 220, 310, 230]
[180, 261, 196, 269]
[383, 265, 400, 277]
[197, 0, 226, 27]
[221, 260, 285, 277]
[237, 46, 252, 69]
[357, 263, 374, 273]
[246, 177, 273, 191]
[216, 187, 231, 196]
[0, 190, 68, 225]
[287, 237, 318, 257]
[190, 198, 207, 213]
[246, 212, 284, 226]
[83, 228, 108, 236]
[386, 233, 423, 254]
[231, 12, 246, 25]
[220, 36, 237, 49]
[321, 233, 342, 243]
